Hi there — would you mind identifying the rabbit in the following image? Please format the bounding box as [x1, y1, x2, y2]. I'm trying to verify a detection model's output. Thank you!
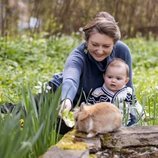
[75, 102, 122, 138]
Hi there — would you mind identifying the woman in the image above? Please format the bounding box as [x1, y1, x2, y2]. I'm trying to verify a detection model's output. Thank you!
[49, 11, 132, 113]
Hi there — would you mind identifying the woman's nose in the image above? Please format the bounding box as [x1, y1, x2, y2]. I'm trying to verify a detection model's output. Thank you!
[97, 47, 104, 54]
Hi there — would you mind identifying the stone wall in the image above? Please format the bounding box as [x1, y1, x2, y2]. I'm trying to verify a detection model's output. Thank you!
[40, 126, 158, 158]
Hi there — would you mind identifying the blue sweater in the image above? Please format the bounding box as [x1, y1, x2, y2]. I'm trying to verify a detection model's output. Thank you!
[50, 41, 132, 106]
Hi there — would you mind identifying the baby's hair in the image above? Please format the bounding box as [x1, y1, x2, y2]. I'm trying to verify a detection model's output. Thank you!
[105, 58, 129, 77]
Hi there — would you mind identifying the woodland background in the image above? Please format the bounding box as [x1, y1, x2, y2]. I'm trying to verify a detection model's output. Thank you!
[0, 0, 158, 39]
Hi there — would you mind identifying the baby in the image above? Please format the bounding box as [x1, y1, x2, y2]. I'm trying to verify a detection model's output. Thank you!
[87, 58, 143, 126]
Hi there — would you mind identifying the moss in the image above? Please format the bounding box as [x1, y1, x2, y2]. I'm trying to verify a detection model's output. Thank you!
[55, 130, 88, 150]
[101, 133, 112, 146]
[89, 154, 97, 158]
[74, 130, 88, 138]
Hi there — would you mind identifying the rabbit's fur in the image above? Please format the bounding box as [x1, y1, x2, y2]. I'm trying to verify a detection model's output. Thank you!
[75, 102, 122, 138]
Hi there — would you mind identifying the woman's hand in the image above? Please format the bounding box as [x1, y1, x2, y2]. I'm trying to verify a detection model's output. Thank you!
[59, 99, 72, 116]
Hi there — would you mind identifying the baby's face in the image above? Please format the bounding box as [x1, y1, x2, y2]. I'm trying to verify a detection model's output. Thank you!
[104, 65, 129, 93]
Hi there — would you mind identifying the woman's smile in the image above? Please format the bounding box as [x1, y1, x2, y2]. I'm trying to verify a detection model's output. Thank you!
[87, 33, 114, 61]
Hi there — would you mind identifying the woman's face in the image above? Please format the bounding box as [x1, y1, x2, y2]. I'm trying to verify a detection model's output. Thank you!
[87, 33, 114, 62]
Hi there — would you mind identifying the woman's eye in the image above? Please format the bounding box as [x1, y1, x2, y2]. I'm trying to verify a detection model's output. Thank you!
[103, 45, 110, 48]
[92, 43, 98, 47]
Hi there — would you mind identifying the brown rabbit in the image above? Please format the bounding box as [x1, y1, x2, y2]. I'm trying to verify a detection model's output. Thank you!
[75, 102, 122, 138]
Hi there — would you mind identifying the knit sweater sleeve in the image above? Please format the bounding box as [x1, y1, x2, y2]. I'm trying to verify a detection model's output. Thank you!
[61, 44, 85, 102]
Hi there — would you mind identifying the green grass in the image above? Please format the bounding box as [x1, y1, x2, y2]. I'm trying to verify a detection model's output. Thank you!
[126, 38, 158, 125]
[133, 67, 158, 125]
[0, 35, 80, 158]
[0, 86, 62, 158]
[0, 34, 80, 103]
